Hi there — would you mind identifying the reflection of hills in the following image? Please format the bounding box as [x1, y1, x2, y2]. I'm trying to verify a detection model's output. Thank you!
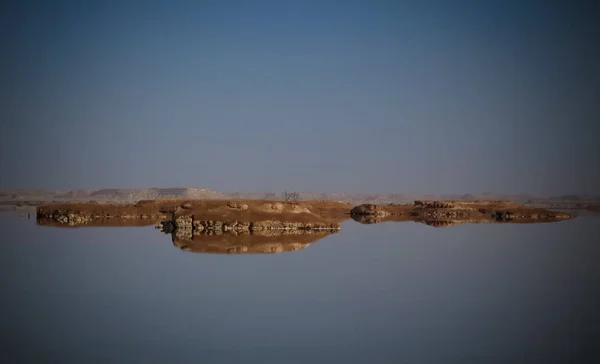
[168, 229, 338, 254]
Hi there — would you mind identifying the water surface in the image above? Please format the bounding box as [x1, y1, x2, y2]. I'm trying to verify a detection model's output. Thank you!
[1, 215, 598, 363]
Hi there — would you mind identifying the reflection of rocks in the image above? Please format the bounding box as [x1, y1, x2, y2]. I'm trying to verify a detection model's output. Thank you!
[169, 228, 338, 255]
[175, 215, 192, 227]
[39, 211, 94, 225]
[158, 213, 341, 254]
[351, 214, 388, 224]
[409, 210, 467, 219]
[37, 209, 166, 227]
[157, 220, 175, 234]
[490, 210, 570, 221]
[175, 215, 193, 240]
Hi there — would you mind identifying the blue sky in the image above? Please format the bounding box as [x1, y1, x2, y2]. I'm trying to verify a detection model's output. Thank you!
[1, 0, 598, 194]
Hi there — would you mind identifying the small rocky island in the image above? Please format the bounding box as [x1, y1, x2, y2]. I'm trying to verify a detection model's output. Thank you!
[350, 200, 572, 226]
[36, 199, 573, 254]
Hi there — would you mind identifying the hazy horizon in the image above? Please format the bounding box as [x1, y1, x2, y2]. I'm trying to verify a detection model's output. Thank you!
[2, 186, 600, 200]
[2, 0, 599, 195]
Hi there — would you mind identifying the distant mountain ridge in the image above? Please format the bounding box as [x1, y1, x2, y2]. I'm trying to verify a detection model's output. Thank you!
[1, 188, 599, 208]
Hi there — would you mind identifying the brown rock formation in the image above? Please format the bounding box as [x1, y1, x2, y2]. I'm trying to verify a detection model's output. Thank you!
[36, 203, 167, 228]
[350, 201, 573, 227]
[414, 200, 456, 208]
[37, 200, 353, 227]
[350, 204, 390, 216]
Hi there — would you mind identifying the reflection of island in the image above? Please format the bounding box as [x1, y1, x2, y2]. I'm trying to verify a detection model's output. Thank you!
[351, 201, 573, 227]
[36, 200, 345, 255]
[166, 229, 338, 254]
[155, 206, 342, 254]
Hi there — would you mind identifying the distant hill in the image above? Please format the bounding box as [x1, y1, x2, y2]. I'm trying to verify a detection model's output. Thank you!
[1, 188, 599, 208]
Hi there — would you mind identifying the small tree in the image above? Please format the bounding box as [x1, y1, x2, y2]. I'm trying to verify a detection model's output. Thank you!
[283, 191, 300, 202]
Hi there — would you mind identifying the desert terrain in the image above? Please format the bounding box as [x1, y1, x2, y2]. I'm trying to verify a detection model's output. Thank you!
[3, 188, 600, 209]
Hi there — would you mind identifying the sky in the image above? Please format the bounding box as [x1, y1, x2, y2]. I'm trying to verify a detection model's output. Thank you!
[1, 0, 599, 195]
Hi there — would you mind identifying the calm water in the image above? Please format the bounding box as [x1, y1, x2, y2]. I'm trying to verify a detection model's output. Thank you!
[1, 215, 599, 363]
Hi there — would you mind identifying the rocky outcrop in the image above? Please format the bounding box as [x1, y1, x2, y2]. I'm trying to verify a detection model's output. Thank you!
[49, 212, 93, 225]
[156, 215, 340, 240]
[174, 215, 193, 240]
[170, 228, 338, 255]
[350, 204, 390, 217]
[490, 210, 571, 221]
[419, 220, 468, 228]
[493, 211, 514, 221]
[351, 214, 388, 224]
[349, 200, 573, 227]
[414, 201, 455, 208]
[36, 200, 352, 229]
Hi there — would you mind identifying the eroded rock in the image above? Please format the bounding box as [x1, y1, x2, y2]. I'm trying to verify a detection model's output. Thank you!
[414, 201, 455, 208]
[350, 204, 390, 217]
[227, 202, 248, 210]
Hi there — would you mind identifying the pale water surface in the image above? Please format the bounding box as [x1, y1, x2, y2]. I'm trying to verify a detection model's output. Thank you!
[1, 215, 599, 363]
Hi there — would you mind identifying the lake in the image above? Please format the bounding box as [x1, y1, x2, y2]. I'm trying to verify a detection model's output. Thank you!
[1, 214, 598, 363]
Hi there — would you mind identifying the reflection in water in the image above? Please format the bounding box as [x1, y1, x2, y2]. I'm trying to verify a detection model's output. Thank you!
[164, 229, 338, 254]
[36, 216, 161, 228]
[3, 213, 599, 363]
[351, 213, 572, 227]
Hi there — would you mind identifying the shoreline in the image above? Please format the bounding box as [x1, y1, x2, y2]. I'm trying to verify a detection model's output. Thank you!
[35, 199, 574, 228]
